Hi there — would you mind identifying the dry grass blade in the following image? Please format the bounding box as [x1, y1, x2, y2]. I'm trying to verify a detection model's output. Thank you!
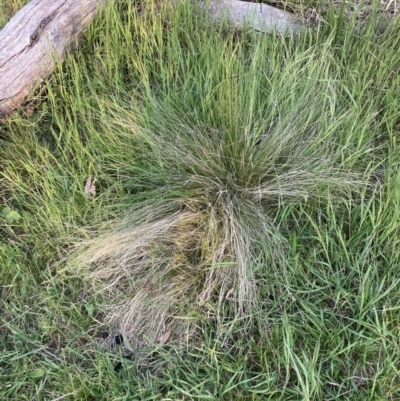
[157, 330, 172, 345]
[84, 177, 97, 198]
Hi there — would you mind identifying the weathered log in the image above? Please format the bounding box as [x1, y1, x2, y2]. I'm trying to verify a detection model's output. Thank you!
[208, 0, 305, 35]
[0, 0, 106, 117]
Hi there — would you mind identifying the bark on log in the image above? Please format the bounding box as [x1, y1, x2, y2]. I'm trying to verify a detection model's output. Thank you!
[0, 0, 106, 117]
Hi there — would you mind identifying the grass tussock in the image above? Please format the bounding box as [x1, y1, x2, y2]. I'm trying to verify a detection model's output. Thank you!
[72, 91, 367, 342]
[67, 1, 378, 343]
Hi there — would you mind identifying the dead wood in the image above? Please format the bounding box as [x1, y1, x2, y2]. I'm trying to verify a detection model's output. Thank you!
[0, 0, 107, 117]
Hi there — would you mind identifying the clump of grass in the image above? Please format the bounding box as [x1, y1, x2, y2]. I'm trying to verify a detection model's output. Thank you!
[67, 0, 373, 344]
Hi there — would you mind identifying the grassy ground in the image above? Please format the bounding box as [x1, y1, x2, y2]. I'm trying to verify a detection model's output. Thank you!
[1, 0, 400, 400]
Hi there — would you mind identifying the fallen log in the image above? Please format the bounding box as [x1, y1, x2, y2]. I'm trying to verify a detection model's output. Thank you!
[208, 0, 305, 34]
[0, 0, 304, 117]
[0, 0, 107, 117]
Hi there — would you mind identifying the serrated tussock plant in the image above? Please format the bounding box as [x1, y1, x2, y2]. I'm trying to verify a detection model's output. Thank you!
[67, 0, 373, 344]
[71, 90, 366, 343]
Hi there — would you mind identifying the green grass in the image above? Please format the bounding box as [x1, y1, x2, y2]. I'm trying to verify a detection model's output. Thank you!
[1, 0, 400, 399]
[0, 0, 29, 29]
